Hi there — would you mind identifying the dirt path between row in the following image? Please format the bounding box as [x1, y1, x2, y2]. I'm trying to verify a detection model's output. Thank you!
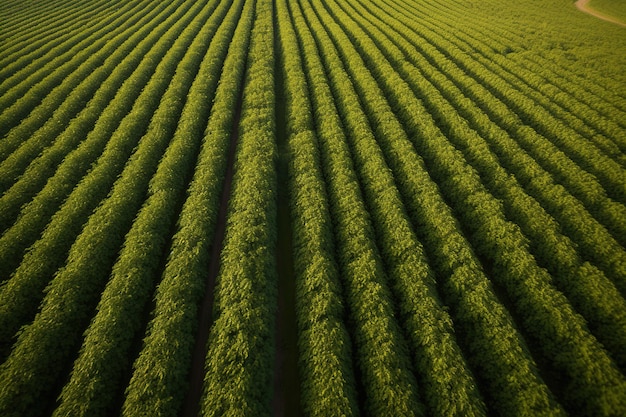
[180, 79, 245, 417]
[271, 10, 303, 416]
[575, 0, 626, 28]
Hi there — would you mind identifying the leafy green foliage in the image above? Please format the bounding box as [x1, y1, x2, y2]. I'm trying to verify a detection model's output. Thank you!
[0, 0, 624, 416]
[275, 0, 359, 415]
[0, 0, 202, 362]
[121, 1, 254, 415]
[0, 1, 219, 415]
[199, 1, 278, 415]
[52, 0, 235, 415]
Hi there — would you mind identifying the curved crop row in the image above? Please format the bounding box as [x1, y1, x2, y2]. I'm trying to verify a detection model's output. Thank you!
[50, 0, 239, 415]
[0, 1, 221, 415]
[0, 0, 114, 79]
[0, 0, 623, 416]
[0, 0, 171, 213]
[303, 0, 566, 415]
[302, 1, 487, 416]
[366, 0, 626, 234]
[0, 0, 139, 98]
[0, 0, 206, 366]
[394, 1, 626, 127]
[293, 1, 426, 415]
[0, 0, 92, 39]
[354, 0, 626, 294]
[0, 0, 85, 47]
[401, 0, 626, 155]
[0, 0, 158, 158]
[328, 0, 626, 412]
[337, 0, 626, 369]
[381, 0, 626, 207]
[0, 0, 193, 281]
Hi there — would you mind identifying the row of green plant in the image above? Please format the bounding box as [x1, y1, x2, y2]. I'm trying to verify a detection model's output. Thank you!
[0, 0, 156, 146]
[293, 1, 429, 415]
[0, 0, 114, 79]
[52, 0, 239, 415]
[399, 0, 626, 129]
[121, 0, 253, 414]
[406, 5, 626, 278]
[0, 0, 66, 41]
[300, 1, 491, 415]
[325, 0, 626, 413]
[303, 0, 565, 415]
[370, 0, 626, 248]
[392, 0, 626, 294]
[0, 0, 109, 43]
[388, 0, 626, 301]
[340, 0, 626, 371]
[0, 0, 177, 231]
[392, 0, 626, 200]
[0, 2, 219, 415]
[0, 0, 202, 362]
[274, 0, 359, 415]
[0, 0, 623, 415]
[200, 0, 278, 415]
[407, 0, 626, 156]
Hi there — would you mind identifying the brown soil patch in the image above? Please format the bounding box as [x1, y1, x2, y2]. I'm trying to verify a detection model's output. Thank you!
[575, 0, 626, 28]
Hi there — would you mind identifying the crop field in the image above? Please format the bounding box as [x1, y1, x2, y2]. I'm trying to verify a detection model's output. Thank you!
[1, 0, 625, 416]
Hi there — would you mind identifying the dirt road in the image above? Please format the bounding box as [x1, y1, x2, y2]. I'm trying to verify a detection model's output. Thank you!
[575, 0, 626, 28]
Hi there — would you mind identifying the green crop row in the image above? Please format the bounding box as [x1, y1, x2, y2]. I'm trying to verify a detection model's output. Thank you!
[359, 0, 626, 246]
[121, 0, 254, 414]
[369, 0, 626, 298]
[302, 1, 491, 415]
[0, 0, 191, 257]
[0, 0, 97, 67]
[0, 0, 624, 416]
[0, 0, 155, 145]
[381, 16, 626, 281]
[0, 0, 170, 223]
[339, 0, 626, 372]
[0, 3, 217, 414]
[331, 0, 626, 414]
[0, 0, 117, 89]
[51, 0, 238, 415]
[388, 0, 626, 206]
[398, 0, 626, 125]
[293, 1, 427, 415]
[408, 0, 626, 157]
[275, 0, 359, 415]
[0, 0, 104, 52]
[0, 0, 201, 359]
[199, 0, 278, 415]
[306, 0, 568, 415]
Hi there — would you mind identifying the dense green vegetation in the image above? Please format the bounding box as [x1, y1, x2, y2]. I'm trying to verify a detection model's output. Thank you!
[0, 0, 625, 415]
